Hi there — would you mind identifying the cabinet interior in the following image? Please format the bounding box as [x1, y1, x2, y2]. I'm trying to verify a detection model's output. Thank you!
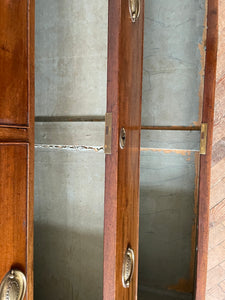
[34, 0, 207, 299]
[138, 1, 206, 299]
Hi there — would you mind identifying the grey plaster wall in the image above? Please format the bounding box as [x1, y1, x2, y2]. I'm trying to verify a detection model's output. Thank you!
[35, 0, 107, 117]
[142, 0, 206, 126]
[138, 1, 206, 297]
[34, 149, 104, 300]
[34, 0, 107, 299]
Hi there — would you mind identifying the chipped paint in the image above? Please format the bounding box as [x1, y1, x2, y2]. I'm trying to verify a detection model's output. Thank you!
[35, 144, 104, 153]
[36, 145, 197, 154]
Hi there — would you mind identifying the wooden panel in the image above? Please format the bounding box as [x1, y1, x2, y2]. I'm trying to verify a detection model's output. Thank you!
[0, 1, 28, 126]
[0, 0, 35, 299]
[0, 128, 28, 143]
[103, 1, 144, 299]
[195, 0, 218, 298]
[139, 150, 198, 297]
[34, 148, 104, 299]
[0, 144, 28, 280]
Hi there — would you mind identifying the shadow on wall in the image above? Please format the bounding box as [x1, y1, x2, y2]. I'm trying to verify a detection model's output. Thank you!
[33, 149, 105, 300]
[139, 186, 196, 294]
[34, 223, 103, 300]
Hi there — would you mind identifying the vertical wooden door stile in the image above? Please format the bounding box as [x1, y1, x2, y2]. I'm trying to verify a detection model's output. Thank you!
[104, 0, 144, 299]
[195, 0, 218, 298]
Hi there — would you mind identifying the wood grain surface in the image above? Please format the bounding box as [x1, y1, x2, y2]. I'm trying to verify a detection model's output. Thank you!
[195, 0, 218, 299]
[0, 144, 28, 275]
[0, 1, 34, 299]
[103, 1, 144, 299]
[0, 1, 29, 126]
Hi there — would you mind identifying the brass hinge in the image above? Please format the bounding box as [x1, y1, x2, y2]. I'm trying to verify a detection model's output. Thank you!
[104, 113, 112, 154]
[200, 123, 208, 155]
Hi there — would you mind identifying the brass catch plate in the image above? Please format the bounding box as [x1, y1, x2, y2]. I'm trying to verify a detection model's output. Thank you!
[122, 248, 135, 288]
[104, 113, 112, 154]
[200, 123, 208, 155]
[0, 270, 26, 300]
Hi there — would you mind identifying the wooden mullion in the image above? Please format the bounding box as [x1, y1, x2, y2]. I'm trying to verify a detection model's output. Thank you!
[103, 1, 144, 299]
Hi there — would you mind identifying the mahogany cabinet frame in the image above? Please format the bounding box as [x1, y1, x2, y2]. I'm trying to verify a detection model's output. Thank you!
[104, 0, 218, 299]
[0, 0, 34, 299]
[195, 0, 218, 298]
[103, 0, 144, 299]
[0, 0, 218, 299]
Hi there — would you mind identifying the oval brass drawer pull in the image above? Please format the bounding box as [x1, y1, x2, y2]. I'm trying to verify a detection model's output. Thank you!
[122, 247, 135, 288]
[0, 270, 26, 300]
[129, 0, 140, 23]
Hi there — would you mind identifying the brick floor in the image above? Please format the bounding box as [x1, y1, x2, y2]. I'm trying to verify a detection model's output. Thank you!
[206, 0, 225, 298]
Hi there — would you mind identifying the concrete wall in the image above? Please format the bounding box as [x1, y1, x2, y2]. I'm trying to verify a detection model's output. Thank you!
[35, 0, 206, 299]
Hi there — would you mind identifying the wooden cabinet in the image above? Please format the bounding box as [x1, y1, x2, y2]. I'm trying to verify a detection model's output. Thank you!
[104, 1, 218, 299]
[0, 0, 34, 299]
[0, 0, 218, 299]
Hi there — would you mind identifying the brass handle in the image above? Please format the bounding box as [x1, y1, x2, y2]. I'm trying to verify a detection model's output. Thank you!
[119, 128, 126, 149]
[122, 247, 135, 288]
[0, 270, 26, 300]
[129, 0, 140, 23]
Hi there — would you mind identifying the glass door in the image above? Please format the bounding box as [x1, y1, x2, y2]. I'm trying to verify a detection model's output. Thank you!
[139, 0, 217, 299]
[34, 1, 108, 299]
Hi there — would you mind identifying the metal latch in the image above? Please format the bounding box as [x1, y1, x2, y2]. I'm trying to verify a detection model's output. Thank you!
[200, 123, 208, 155]
[104, 113, 112, 154]
[0, 270, 27, 300]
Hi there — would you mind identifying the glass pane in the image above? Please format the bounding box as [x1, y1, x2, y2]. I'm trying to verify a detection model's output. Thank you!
[34, 1, 108, 299]
[142, 0, 206, 127]
[139, 0, 206, 298]
[139, 150, 198, 300]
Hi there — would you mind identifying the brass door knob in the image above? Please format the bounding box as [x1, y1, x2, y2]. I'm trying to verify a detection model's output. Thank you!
[0, 270, 26, 300]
